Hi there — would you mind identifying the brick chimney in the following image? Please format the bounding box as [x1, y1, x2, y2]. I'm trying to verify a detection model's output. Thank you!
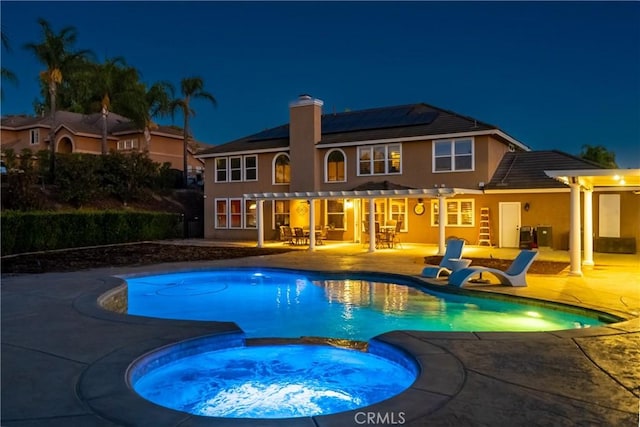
[289, 94, 323, 191]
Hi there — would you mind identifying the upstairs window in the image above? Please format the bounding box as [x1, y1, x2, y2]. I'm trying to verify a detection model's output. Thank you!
[244, 155, 257, 181]
[358, 144, 401, 176]
[325, 149, 346, 182]
[117, 139, 138, 150]
[215, 155, 256, 182]
[215, 158, 227, 182]
[230, 156, 242, 181]
[30, 129, 40, 145]
[433, 138, 474, 172]
[273, 153, 290, 184]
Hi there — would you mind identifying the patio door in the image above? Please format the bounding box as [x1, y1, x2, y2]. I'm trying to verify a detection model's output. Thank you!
[499, 202, 521, 248]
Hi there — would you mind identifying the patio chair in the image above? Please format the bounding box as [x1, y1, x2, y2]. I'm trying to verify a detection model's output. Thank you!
[421, 239, 465, 278]
[448, 249, 538, 287]
[393, 221, 403, 249]
[293, 227, 307, 245]
[280, 226, 294, 245]
[315, 225, 328, 245]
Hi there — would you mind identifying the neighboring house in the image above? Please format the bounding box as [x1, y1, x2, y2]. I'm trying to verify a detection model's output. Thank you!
[0, 111, 207, 175]
[197, 95, 639, 260]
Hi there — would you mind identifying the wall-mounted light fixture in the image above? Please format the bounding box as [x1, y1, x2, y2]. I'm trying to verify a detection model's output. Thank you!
[249, 203, 257, 210]
[417, 198, 424, 206]
[345, 199, 353, 209]
[524, 202, 530, 212]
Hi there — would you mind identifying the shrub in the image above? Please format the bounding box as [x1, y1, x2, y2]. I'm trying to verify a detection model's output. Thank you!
[0, 210, 181, 255]
[55, 153, 102, 207]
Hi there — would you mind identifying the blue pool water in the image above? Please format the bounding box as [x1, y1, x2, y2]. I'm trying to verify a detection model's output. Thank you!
[125, 268, 610, 341]
[130, 341, 417, 418]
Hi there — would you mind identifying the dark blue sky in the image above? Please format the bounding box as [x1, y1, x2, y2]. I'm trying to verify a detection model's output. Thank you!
[2, 1, 639, 167]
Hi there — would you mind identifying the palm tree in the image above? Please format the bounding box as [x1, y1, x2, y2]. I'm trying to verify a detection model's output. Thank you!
[24, 18, 92, 173]
[91, 56, 137, 154]
[170, 77, 216, 186]
[1, 30, 18, 100]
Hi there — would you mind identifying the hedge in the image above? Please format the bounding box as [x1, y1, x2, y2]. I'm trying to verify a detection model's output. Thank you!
[1, 210, 182, 255]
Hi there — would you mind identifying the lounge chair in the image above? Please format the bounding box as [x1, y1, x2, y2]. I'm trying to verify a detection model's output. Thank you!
[448, 249, 538, 287]
[421, 239, 465, 278]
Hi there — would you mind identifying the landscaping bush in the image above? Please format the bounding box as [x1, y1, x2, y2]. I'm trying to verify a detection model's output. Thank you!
[1, 210, 182, 255]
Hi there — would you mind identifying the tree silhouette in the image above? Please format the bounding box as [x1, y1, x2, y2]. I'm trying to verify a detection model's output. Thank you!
[579, 144, 618, 168]
[169, 77, 216, 186]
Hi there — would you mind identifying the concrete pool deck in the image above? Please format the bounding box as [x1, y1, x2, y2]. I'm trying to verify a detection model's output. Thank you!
[1, 242, 639, 426]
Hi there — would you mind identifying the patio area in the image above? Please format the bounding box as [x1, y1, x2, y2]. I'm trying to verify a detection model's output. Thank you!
[1, 241, 639, 426]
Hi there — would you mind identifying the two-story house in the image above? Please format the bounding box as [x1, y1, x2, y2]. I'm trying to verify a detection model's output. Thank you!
[1, 111, 206, 175]
[197, 95, 639, 264]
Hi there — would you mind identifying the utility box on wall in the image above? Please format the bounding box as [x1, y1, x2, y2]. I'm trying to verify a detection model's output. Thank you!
[595, 237, 636, 254]
[536, 226, 552, 247]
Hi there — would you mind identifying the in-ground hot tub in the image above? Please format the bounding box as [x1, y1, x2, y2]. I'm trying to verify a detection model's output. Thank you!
[127, 333, 418, 419]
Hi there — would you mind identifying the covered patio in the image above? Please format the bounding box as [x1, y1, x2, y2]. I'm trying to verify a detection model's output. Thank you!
[545, 168, 640, 276]
[244, 187, 483, 254]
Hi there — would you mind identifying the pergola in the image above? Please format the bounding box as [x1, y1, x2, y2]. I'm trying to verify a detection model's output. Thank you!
[544, 168, 640, 276]
[243, 187, 483, 253]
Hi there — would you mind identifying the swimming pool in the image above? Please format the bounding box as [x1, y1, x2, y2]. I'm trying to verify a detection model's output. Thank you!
[125, 268, 612, 341]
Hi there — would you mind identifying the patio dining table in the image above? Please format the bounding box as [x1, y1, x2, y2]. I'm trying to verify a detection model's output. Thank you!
[378, 226, 396, 248]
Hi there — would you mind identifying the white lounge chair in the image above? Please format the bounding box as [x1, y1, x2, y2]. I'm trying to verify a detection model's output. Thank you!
[448, 250, 539, 287]
[421, 239, 465, 278]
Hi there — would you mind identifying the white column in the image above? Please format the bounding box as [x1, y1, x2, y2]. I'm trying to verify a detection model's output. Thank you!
[438, 195, 446, 255]
[583, 188, 594, 266]
[368, 198, 376, 253]
[256, 200, 264, 248]
[308, 200, 316, 251]
[569, 182, 582, 276]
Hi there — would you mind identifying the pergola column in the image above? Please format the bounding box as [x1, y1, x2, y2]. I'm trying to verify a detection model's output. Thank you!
[583, 188, 594, 266]
[438, 195, 447, 255]
[308, 200, 316, 251]
[256, 200, 264, 248]
[368, 198, 376, 253]
[569, 182, 582, 276]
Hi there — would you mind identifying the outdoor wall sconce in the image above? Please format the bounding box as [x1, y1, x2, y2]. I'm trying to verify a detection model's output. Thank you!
[524, 202, 530, 212]
[345, 199, 353, 209]
[417, 198, 424, 206]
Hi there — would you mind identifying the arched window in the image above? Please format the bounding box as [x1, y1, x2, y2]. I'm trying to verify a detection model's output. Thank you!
[325, 149, 346, 182]
[273, 153, 290, 184]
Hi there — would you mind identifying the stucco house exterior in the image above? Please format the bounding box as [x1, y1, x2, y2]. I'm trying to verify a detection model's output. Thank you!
[197, 95, 639, 270]
[1, 111, 206, 175]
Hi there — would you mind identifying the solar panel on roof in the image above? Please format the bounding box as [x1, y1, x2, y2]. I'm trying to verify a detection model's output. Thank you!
[322, 104, 438, 134]
[248, 104, 439, 141]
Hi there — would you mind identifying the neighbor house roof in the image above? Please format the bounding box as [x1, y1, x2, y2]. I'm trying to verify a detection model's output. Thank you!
[2, 112, 187, 141]
[197, 102, 528, 157]
[485, 150, 604, 190]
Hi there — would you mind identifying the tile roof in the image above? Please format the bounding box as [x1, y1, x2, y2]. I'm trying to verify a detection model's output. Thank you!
[198, 102, 520, 156]
[2, 112, 186, 141]
[485, 150, 604, 190]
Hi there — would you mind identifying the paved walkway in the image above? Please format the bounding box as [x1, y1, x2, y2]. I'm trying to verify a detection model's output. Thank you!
[1, 241, 639, 426]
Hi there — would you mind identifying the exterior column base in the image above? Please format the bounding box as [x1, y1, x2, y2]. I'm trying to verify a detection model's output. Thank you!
[582, 260, 594, 266]
[568, 270, 583, 277]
